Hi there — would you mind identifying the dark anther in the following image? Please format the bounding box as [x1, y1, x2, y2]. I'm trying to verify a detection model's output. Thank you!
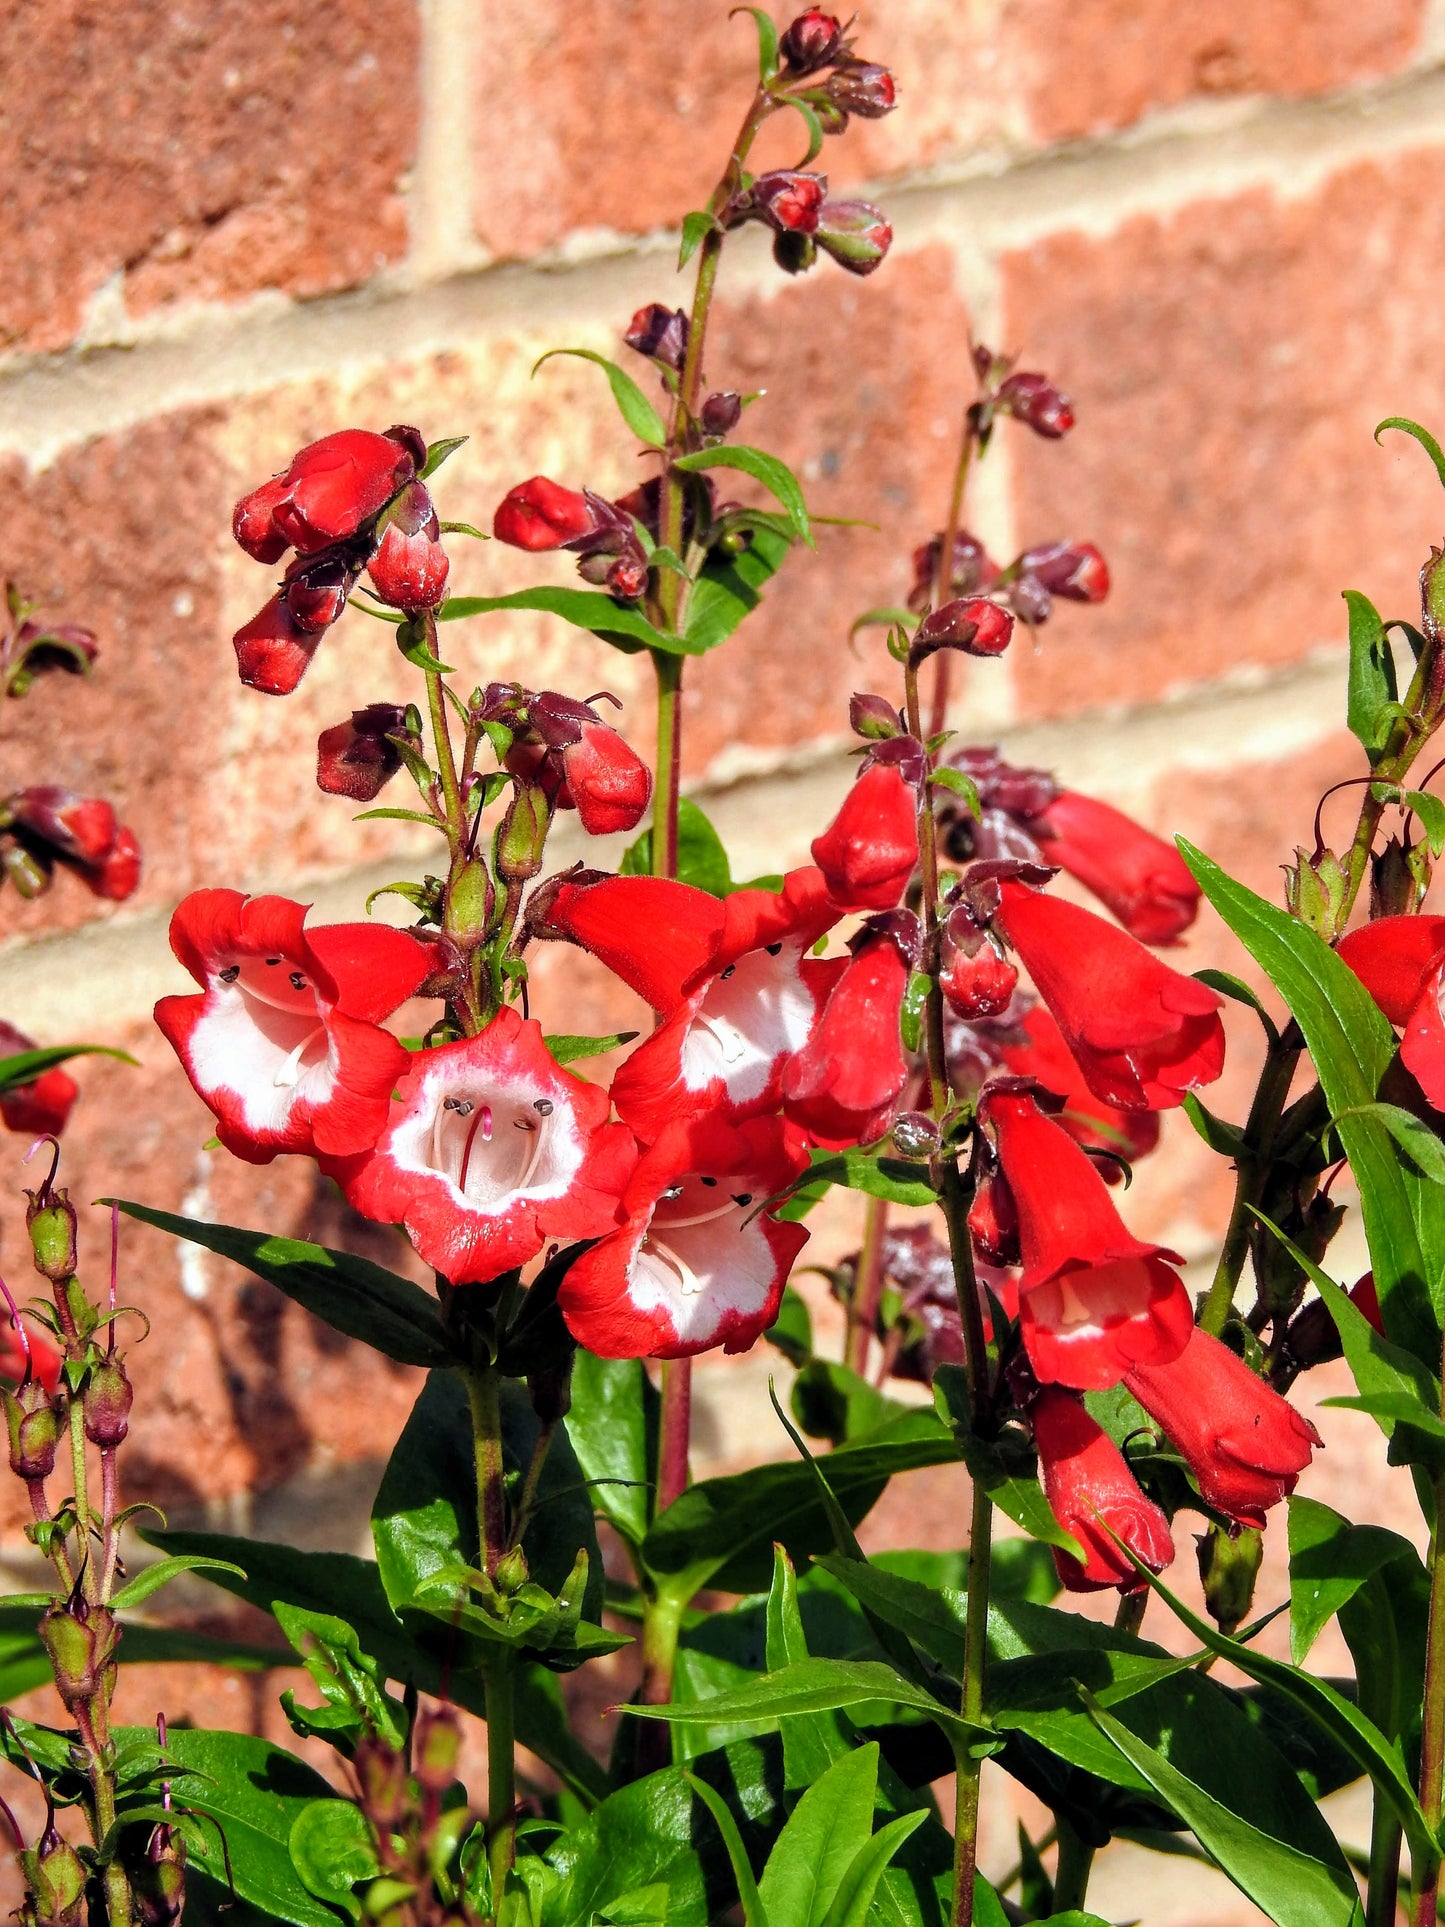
[720, 964, 737, 979]
[533, 1098, 554, 1116]
[264, 956, 282, 966]
[289, 972, 308, 992]
[732, 1192, 754, 1207]
[700, 1175, 719, 1187]
[218, 965, 240, 984]
[765, 942, 783, 957]
[443, 1096, 474, 1116]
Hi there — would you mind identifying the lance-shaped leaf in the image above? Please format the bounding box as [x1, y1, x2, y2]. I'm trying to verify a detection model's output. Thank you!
[1344, 589, 1399, 764]
[534, 348, 667, 448]
[683, 525, 793, 654]
[109, 1553, 246, 1612]
[0, 1043, 136, 1092]
[673, 446, 812, 544]
[439, 587, 692, 656]
[1287, 1495, 1424, 1664]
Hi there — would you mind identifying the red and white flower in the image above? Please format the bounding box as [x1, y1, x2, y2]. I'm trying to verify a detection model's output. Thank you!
[339, 1008, 636, 1285]
[154, 891, 430, 1165]
[558, 1113, 810, 1358]
[540, 867, 841, 1141]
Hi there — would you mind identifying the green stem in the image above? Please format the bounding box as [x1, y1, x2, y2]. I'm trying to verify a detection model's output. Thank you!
[1199, 1038, 1300, 1337]
[463, 1362, 508, 1588]
[1113, 1588, 1148, 1638]
[949, 1473, 992, 1927]
[424, 654, 463, 845]
[484, 1653, 517, 1909]
[1051, 1819, 1095, 1914]
[1366, 1803, 1403, 1927]
[68, 1397, 94, 1602]
[926, 419, 978, 741]
[650, 651, 684, 884]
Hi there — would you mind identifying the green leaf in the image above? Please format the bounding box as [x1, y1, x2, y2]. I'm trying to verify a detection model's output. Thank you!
[738, 3, 779, 80]
[683, 525, 793, 655]
[396, 619, 454, 674]
[289, 1800, 380, 1919]
[929, 768, 982, 816]
[1320, 1391, 1445, 1434]
[1081, 1691, 1360, 1927]
[109, 1554, 245, 1613]
[1181, 838, 1445, 1361]
[1287, 1495, 1423, 1664]
[795, 1149, 936, 1209]
[791, 1359, 902, 1446]
[1405, 787, 1445, 857]
[1375, 414, 1445, 487]
[420, 435, 467, 479]
[1192, 968, 1281, 1046]
[1343, 589, 1399, 764]
[849, 607, 919, 640]
[0, 1043, 136, 1093]
[637, 1656, 988, 1751]
[762, 1285, 813, 1364]
[684, 1773, 768, 1927]
[622, 797, 734, 896]
[777, 94, 825, 167]
[534, 349, 667, 449]
[439, 587, 690, 657]
[112, 1201, 452, 1370]
[1333, 1101, 1445, 1184]
[899, 970, 929, 1054]
[161, 1727, 344, 1927]
[674, 446, 812, 545]
[820, 1811, 930, 1927]
[275, 1602, 407, 1753]
[762, 1547, 853, 1790]
[544, 1030, 640, 1065]
[1181, 1091, 1247, 1159]
[759, 1745, 879, 1927]
[679, 210, 718, 269]
[934, 1368, 1085, 1562]
[565, 1350, 657, 1548]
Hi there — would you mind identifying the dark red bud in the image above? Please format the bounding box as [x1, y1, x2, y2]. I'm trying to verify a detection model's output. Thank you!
[83, 1358, 133, 1447]
[746, 171, 828, 235]
[1008, 574, 1054, 626]
[773, 229, 818, 275]
[825, 61, 896, 118]
[849, 692, 903, 740]
[941, 937, 1019, 1020]
[815, 199, 893, 276]
[700, 391, 743, 437]
[283, 553, 357, 633]
[997, 371, 1075, 438]
[368, 481, 450, 611]
[968, 1169, 1020, 1267]
[317, 703, 416, 802]
[780, 8, 844, 71]
[624, 304, 690, 372]
[605, 553, 649, 602]
[892, 1111, 940, 1158]
[493, 477, 601, 551]
[913, 597, 1015, 661]
[1017, 540, 1109, 603]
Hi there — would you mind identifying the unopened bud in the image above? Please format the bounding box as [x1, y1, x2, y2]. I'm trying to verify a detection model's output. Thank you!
[26, 1187, 78, 1283]
[4, 1385, 59, 1479]
[83, 1358, 132, 1448]
[746, 171, 827, 236]
[700, 391, 742, 438]
[815, 199, 892, 277]
[1, 838, 49, 898]
[1196, 1521, 1263, 1636]
[997, 371, 1075, 439]
[912, 597, 1015, 662]
[825, 61, 896, 118]
[1372, 832, 1431, 918]
[39, 1603, 118, 1710]
[134, 1829, 186, 1927]
[1017, 540, 1109, 603]
[494, 1546, 530, 1594]
[495, 785, 551, 884]
[780, 7, 843, 71]
[604, 553, 649, 603]
[442, 860, 496, 946]
[941, 936, 1018, 1020]
[1285, 845, 1346, 940]
[773, 230, 817, 276]
[849, 693, 902, 741]
[284, 553, 357, 634]
[892, 1112, 939, 1158]
[413, 1706, 462, 1795]
[624, 304, 689, 372]
[23, 1830, 86, 1927]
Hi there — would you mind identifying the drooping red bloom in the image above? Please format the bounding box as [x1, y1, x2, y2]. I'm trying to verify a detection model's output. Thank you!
[317, 705, 416, 803]
[367, 481, 450, 612]
[996, 372, 1074, 439]
[1125, 1327, 1321, 1528]
[558, 1113, 810, 1359]
[781, 922, 912, 1148]
[1032, 1388, 1174, 1593]
[1036, 792, 1199, 945]
[1000, 1005, 1160, 1174]
[339, 1009, 636, 1286]
[986, 1089, 1192, 1389]
[1018, 540, 1109, 602]
[232, 429, 419, 563]
[232, 594, 325, 697]
[497, 689, 652, 837]
[811, 763, 918, 911]
[155, 891, 430, 1165]
[4, 788, 141, 902]
[0, 1021, 78, 1139]
[996, 881, 1224, 1111]
[539, 867, 840, 1141]
[1338, 915, 1445, 1109]
[493, 478, 603, 551]
[941, 934, 1018, 1020]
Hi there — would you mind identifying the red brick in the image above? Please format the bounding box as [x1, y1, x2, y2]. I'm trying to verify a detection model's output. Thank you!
[0, 0, 417, 353]
[1001, 150, 1445, 720]
[1006, 0, 1426, 145]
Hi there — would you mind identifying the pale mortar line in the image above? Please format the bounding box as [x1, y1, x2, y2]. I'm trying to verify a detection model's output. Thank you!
[0, 650, 1349, 1038]
[409, 0, 490, 281]
[5, 63, 1445, 465]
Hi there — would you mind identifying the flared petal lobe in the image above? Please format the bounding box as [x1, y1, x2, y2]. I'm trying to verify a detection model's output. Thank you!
[1033, 1388, 1174, 1592]
[1339, 916, 1445, 1108]
[811, 764, 918, 911]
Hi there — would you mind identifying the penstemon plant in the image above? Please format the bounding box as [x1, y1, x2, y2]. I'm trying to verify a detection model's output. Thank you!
[10, 10, 1445, 1927]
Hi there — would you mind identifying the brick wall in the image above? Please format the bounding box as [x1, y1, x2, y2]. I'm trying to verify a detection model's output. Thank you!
[3, 3, 1445, 1909]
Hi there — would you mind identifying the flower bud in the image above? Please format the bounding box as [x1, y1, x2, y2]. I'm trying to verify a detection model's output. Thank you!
[39, 1602, 118, 1710]
[1, 838, 49, 898]
[997, 371, 1075, 438]
[5, 619, 99, 698]
[493, 477, 601, 551]
[134, 1824, 187, 1927]
[913, 597, 1015, 661]
[26, 1186, 77, 1283]
[8, 789, 116, 865]
[23, 1828, 87, 1927]
[443, 860, 496, 947]
[83, 1357, 133, 1448]
[494, 1545, 530, 1594]
[1008, 573, 1054, 626]
[368, 481, 450, 612]
[317, 703, 417, 802]
[700, 391, 742, 438]
[1371, 833, 1431, 919]
[815, 199, 892, 277]
[624, 304, 689, 372]
[3, 1384, 60, 1479]
[780, 8, 843, 71]
[745, 171, 827, 236]
[558, 723, 653, 835]
[1284, 844, 1346, 940]
[892, 1111, 939, 1158]
[413, 1706, 462, 1796]
[849, 693, 902, 741]
[0, 1023, 78, 1139]
[773, 230, 817, 275]
[495, 784, 551, 883]
[825, 61, 897, 118]
[941, 935, 1019, 1020]
[283, 552, 358, 634]
[968, 1169, 1020, 1267]
[1017, 540, 1109, 602]
[1196, 1521, 1263, 1636]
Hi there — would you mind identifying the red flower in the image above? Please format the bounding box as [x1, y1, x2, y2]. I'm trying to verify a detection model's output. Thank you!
[558, 1113, 809, 1358]
[5, 788, 141, 902]
[746, 171, 828, 235]
[558, 724, 652, 835]
[986, 1089, 1192, 1389]
[1125, 1327, 1321, 1528]
[815, 200, 893, 276]
[367, 481, 450, 613]
[0, 1022, 78, 1139]
[812, 764, 918, 911]
[781, 922, 912, 1148]
[1032, 1388, 1174, 1592]
[1036, 791, 1200, 945]
[233, 429, 418, 563]
[317, 705, 416, 803]
[996, 373, 1074, 439]
[941, 934, 1018, 1020]
[540, 867, 840, 1141]
[1000, 1005, 1160, 1174]
[493, 478, 603, 551]
[232, 594, 325, 697]
[155, 891, 429, 1165]
[1018, 540, 1109, 602]
[1338, 915, 1445, 1109]
[340, 1009, 636, 1286]
[997, 881, 1224, 1111]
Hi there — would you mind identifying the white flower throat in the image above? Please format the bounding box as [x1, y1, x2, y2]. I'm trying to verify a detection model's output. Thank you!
[640, 1174, 756, 1297]
[429, 1088, 557, 1206]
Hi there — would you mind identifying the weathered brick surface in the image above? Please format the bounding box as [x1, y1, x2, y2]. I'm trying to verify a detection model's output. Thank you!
[0, 0, 418, 354]
[1002, 148, 1445, 719]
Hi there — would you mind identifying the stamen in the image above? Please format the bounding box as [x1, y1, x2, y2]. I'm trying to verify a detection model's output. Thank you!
[765, 942, 783, 957]
[719, 964, 737, 980]
[732, 1192, 753, 1207]
[264, 957, 282, 966]
[534, 1098, 554, 1116]
[661, 1183, 686, 1201]
[689, 1009, 747, 1066]
[273, 1025, 324, 1089]
[289, 972, 308, 992]
[644, 1234, 705, 1296]
[218, 965, 240, 984]
[700, 1176, 718, 1188]
[458, 1102, 492, 1194]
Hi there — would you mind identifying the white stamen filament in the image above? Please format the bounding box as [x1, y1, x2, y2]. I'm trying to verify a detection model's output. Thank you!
[1055, 1272, 1094, 1330]
[644, 1234, 705, 1296]
[689, 1010, 748, 1066]
[273, 1024, 325, 1089]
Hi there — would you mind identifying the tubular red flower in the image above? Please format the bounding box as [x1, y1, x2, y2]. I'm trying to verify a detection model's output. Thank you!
[232, 429, 417, 561]
[987, 1089, 1191, 1389]
[0, 1023, 79, 1139]
[5, 789, 141, 902]
[1032, 1388, 1174, 1592]
[317, 705, 414, 803]
[542, 867, 841, 1140]
[493, 478, 602, 551]
[781, 930, 909, 1148]
[367, 481, 450, 612]
[812, 764, 918, 911]
[1338, 915, 1445, 1108]
[558, 1113, 810, 1358]
[339, 1008, 636, 1286]
[996, 880, 1224, 1111]
[154, 890, 430, 1165]
[233, 594, 325, 697]
[1125, 1327, 1321, 1528]
[1036, 791, 1200, 945]
[1000, 1005, 1160, 1174]
[557, 724, 653, 836]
